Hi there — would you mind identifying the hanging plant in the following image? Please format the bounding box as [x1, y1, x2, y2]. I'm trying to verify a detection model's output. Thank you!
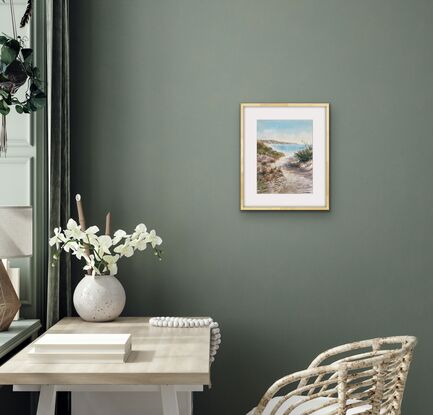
[0, 0, 45, 154]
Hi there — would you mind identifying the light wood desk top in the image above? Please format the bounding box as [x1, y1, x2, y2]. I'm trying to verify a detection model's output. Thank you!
[0, 317, 211, 385]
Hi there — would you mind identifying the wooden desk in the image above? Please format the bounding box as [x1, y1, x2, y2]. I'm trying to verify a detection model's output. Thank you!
[0, 317, 211, 415]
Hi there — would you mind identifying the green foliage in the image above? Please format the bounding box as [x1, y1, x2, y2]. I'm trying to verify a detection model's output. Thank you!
[294, 145, 313, 163]
[0, 97, 10, 115]
[0, 33, 46, 116]
[257, 141, 284, 159]
[1, 39, 20, 65]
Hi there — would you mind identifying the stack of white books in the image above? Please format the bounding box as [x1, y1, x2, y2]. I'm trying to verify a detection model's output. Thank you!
[28, 333, 132, 363]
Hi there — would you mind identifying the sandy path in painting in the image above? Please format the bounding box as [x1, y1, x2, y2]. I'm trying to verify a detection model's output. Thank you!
[274, 155, 313, 194]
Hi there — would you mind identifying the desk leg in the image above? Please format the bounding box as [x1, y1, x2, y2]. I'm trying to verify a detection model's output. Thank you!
[37, 385, 57, 415]
[185, 392, 193, 415]
[160, 385, 180, 415]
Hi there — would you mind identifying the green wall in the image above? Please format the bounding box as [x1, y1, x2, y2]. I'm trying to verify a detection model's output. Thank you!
[70, 1, 433, 413]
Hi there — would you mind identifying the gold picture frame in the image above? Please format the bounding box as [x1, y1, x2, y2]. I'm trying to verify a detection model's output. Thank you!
[240, 103, 329, 211]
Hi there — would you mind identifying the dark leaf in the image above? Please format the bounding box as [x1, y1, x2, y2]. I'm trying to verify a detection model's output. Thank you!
[32, 79, 42, 88]
[31, 66, 40, 78]
[0, 36, 8, 45]
[1, 46, 17, 65]
[15, 105, 23, 114]
[30, 82, 40, 93]
[5, 39, 20, 53]
[0, 81, 14, 94]
[0, 99, 10, 115]
[20, 0, 32, 28]
[21, 48, 32, 62]
[29, 95, 45, 110]
[5, 60, 27, 87]
[1, 39, 20, 65]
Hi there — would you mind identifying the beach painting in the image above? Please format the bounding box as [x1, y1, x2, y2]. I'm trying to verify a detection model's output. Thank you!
[241, 103, 329, 210]
[257, 120, 313, 194]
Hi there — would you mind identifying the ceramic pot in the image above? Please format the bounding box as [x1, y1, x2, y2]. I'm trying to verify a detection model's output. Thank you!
[73, 275, 126, 322]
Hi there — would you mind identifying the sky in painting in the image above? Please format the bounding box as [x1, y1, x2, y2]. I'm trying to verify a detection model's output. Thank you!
[257, 120, 313, 144]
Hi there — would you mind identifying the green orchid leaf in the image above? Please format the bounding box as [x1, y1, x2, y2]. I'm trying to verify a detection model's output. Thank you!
[15, 105, 23, 114]
[0, 36, 8, 45]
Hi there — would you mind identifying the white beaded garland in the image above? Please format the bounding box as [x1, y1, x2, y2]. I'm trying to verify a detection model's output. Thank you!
[149, 317, 221, 364]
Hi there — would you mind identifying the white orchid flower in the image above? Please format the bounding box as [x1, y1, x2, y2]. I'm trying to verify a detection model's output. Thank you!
[113, 229, 128, 245]
[52, 219, 162, 275]
[48, 235, 58, 247]
[70, 243, 86, 260]
[83, 255, 97, 276]
[65, 219, 83, 240]
[136, 223, 147, 233]
[131, 236, 148, 251]
[132, 223, 147, 238]
[64, 241, 79, 253]
[114, 239, 134, 257]
[145, 230, 162, 248]
[85, 225, 99, 235]
[103, 254, 119, 275]
[97, 235, 112, 256]
[85, 233, 99, 248]
[81, 252, 92, 264]
[49, 227, 65, 248]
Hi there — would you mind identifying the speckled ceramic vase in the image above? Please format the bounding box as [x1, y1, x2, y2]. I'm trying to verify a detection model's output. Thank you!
[73, 275, 126, 322]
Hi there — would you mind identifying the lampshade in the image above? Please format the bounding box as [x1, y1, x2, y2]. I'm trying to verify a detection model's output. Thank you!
[0, 206, 32, 258]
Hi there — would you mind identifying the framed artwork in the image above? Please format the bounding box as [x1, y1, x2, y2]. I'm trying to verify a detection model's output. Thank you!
[240, 103, 329, 211]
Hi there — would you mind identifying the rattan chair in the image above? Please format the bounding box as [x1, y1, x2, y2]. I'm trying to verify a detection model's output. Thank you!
[247, 336, 417, 415]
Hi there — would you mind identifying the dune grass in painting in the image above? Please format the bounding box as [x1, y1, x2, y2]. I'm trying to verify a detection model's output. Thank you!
[257, 120, 313, 194]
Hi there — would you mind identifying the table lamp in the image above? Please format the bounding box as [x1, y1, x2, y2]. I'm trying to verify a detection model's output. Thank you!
[0, 206, 32, 331]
